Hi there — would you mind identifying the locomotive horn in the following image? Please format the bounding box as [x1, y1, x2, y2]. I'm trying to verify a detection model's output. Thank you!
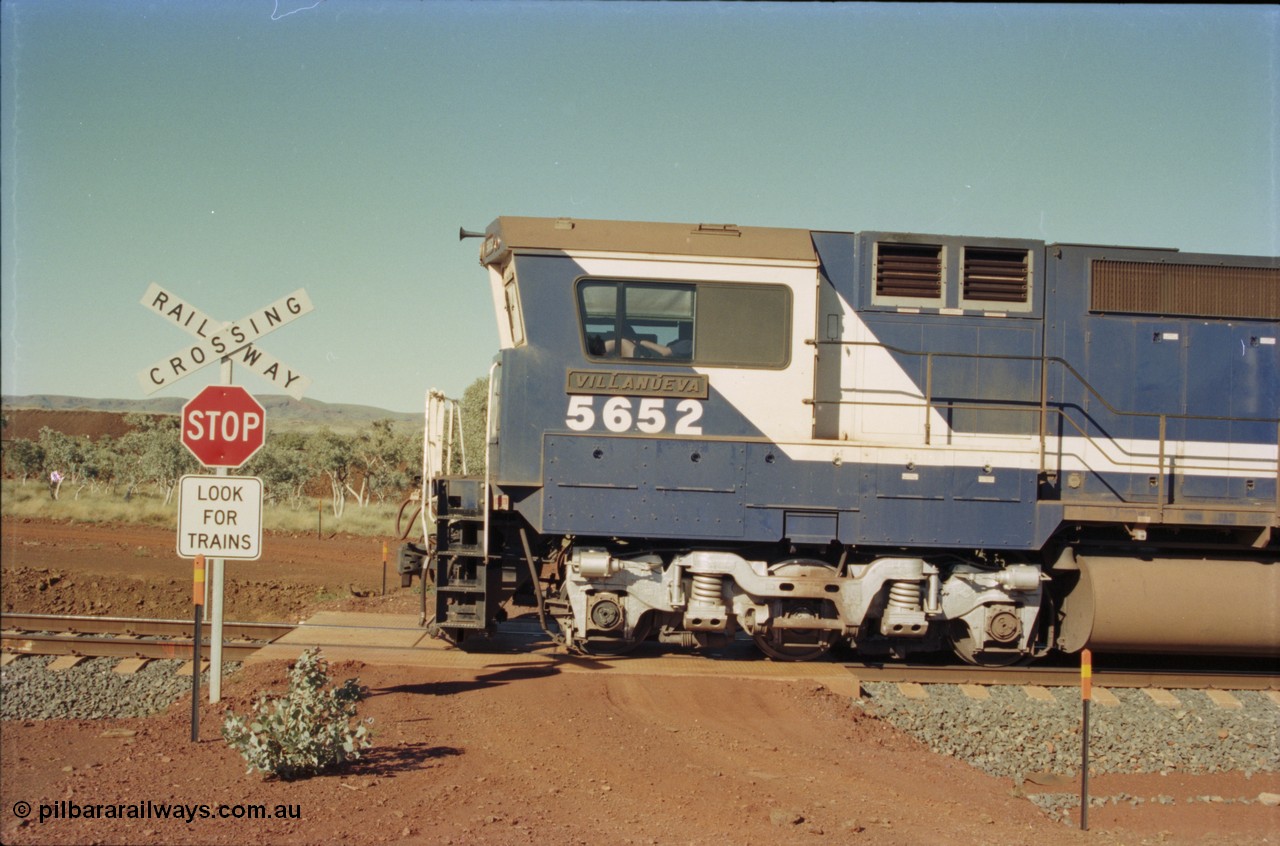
[459, 227, 486, 241]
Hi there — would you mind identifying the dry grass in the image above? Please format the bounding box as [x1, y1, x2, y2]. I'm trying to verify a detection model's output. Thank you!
[0, 480, 404, 537]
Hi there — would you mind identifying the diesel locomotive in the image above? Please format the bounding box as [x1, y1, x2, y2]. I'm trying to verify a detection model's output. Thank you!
[399, 216, 1279, 664]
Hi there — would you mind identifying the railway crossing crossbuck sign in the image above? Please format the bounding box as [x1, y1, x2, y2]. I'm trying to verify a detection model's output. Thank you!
[181, 385, 266, 468]
[137, 283, 314, 399]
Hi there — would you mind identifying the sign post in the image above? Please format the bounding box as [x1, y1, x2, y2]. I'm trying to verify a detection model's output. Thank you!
[179, 377, 267, 702]
[141, 284, 313, 705]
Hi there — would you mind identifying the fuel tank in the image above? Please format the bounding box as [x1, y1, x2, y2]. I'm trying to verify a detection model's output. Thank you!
[1058, 555, 1280, 656]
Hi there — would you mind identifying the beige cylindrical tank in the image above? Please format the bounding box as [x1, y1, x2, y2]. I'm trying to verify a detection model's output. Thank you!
[1058, 555, 1280, 656]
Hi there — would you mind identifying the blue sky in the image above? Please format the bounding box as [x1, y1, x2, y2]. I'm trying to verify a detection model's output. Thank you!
[2, 2, 1276, 414]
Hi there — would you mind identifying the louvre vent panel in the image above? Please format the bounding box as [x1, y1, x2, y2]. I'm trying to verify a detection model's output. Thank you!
[876, 243, 942, 299]
[1091, 260, 1280, 319]
[963, 248, 1029, 303]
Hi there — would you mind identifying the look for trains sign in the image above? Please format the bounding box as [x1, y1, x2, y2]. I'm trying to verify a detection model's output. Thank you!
[177, 475, 263, 560]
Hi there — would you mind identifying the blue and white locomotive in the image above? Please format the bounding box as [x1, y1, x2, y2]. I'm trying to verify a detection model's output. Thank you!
[400, 217, 1279, 664]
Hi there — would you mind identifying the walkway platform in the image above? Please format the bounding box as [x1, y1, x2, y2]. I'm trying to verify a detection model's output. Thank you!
[247, 612, 861, 697]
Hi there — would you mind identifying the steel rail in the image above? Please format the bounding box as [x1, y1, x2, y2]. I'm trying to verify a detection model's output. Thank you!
[840, 662, 1279, 691]
[0, 613, 292, 643]
[1, 632, 264, 662]
[0, 613, 292, 663]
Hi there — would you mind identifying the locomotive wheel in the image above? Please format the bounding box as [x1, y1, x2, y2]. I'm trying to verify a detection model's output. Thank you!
[554, 584, 653, 656]
[573, 613, 654, 656]
[752, 626, 834, 662]
[949, 620, 1030, 667]
[751, 559, 840, 662]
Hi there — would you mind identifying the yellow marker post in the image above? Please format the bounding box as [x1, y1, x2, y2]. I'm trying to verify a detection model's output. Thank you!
[193, 554, 206, 606]
[1080, 648, 1092, 830]
[191, 554, 205, 742]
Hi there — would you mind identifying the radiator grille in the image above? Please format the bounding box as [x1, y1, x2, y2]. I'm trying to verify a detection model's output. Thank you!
[963, 247, 1029, 303]
[1091, 260, 1280, 319]
[876, 243, 942, 299]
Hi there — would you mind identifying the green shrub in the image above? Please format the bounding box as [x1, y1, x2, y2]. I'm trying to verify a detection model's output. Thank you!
[222, 648, 374, 780]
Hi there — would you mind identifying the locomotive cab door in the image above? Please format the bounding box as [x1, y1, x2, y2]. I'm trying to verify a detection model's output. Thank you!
[812, 269, 844, 441]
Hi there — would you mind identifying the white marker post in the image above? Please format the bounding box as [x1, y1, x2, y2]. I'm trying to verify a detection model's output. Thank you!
[212, 361, 230, 706]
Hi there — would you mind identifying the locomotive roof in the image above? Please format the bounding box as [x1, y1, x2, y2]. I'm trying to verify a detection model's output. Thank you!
[480, 216, 817, 266]
[476, 216, 1280, 269]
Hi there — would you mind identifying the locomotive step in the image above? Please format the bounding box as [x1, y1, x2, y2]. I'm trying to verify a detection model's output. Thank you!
[441, 508, 484, 520]
[436, 478, 486, 512]
[439, 547, 488, 559]
[435, 608, 489, 628]
[434, 619, 488, 631]
[436, 581, 487, 594]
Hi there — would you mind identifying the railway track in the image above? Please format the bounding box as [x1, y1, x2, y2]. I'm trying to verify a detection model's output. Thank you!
[0, 613, 293, 663]
[3, 612, 1276, 692]
[399, 618, 1280, 692]
[838, 660, 1280, 692]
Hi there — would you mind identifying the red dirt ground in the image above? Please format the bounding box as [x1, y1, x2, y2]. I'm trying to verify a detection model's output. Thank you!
[2, 518, 1278, 845]
[1, 409, 154, 443]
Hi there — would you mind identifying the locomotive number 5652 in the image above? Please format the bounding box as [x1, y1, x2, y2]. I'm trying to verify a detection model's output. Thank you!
[565, 396, 704, 435]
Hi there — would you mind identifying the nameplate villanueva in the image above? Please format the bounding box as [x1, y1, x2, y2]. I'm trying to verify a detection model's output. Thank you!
[564, 369, 709, 399]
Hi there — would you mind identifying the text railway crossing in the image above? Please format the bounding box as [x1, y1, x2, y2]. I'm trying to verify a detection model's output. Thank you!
[138, 283, 313, 399]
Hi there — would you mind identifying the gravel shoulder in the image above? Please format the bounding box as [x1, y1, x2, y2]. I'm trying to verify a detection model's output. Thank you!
[2, 518, 1278, 845]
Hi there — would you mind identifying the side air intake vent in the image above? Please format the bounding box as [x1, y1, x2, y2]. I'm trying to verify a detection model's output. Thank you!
[876, 243, 942, 300]
[1091, 260, 1280, 319]
[963, 247, 1029, 303]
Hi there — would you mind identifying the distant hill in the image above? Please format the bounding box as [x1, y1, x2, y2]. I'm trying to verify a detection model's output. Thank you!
[1, 394, 420, 438]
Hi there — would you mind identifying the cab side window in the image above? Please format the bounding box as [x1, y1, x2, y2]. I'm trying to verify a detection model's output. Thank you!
[580, 282, 695, 361]
[578, 280, 790, 368]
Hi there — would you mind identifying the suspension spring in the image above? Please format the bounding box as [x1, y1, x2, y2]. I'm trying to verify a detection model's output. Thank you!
[887, 580, 922, 611]
[690, 572, 724, 605]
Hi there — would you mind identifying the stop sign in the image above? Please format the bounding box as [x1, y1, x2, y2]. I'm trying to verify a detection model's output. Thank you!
[181, 386, 266, 468]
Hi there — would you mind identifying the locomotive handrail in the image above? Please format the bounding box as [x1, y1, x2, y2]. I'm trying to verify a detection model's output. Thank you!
[422, 390, 470, 541]
[809, 339, 1280, 425]
[808, 393, 1262, 492]
[483, 360, 501, 562]
[807, 397, 1243, 472]
[809, 338, 1280, 519]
